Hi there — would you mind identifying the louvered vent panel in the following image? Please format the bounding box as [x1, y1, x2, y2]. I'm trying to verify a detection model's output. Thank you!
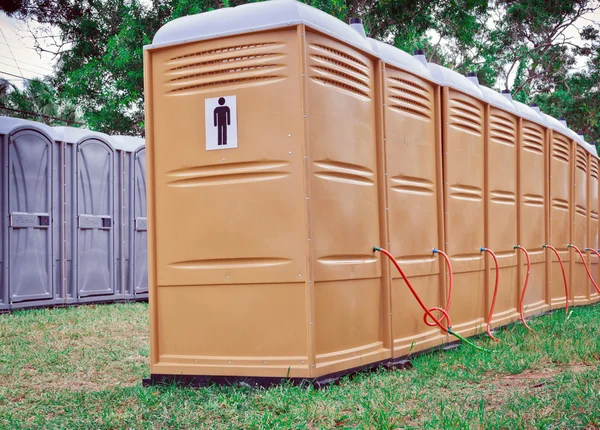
[576, 149, 587, 173]
[448, 98, 482, 135]
[552, 136, 570, 164]
[523, 125, 544, 154]
[591, 160, 599, 180]
[163, 41, 287, 94]
[490, 114, 516, 146]
[308, 43, 371, 100]
[386, 76, 433, 121]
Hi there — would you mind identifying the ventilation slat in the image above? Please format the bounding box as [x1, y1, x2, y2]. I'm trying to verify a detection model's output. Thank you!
[164, 40, 287, 93]
[309, 43, 369, 69]
[167, 75, 284, 95]
[311, 77, 370, 99]
[308, 43, 371, 100]
[169, 42, 280, 62]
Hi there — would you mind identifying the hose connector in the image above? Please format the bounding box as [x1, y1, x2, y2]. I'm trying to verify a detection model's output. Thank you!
[585, 248, 591, 251]
[542, 244, 547, 249]
[373, 246, 381, 252]
[514, 245, 518, 250]
[567, 244, 572, 248]
[432, 248, 439, 254]
[480, 247, 486, 252]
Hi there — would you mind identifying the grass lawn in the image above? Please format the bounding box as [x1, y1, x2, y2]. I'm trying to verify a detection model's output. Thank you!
[1, 302, 600, 428]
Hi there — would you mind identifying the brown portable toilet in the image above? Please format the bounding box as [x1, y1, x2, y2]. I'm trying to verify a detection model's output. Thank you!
[427, 64, 486, 338]
[542, 112, 573, 310]
[144, 0, 391, 385]
[367, 40, 446, 356]
[479, 86, 520, 327]
[512, 100, 550, 317]
[589, 142, 600, 302]
[569, 128, 592, 306]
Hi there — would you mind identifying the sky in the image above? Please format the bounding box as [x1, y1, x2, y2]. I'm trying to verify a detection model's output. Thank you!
[1, 4, 600, 89]
[0, 13, 56, 88]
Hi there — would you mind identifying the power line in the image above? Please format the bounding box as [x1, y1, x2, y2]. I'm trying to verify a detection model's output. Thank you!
[0, 54, 53, 72]
[0, 105, 84, 126]
[0, 69, 35, 81]
[0, 28, 47, 124]
[0, 60, 47, 76]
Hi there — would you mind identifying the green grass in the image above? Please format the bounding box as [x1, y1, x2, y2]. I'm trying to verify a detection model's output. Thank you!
[1, 303, 600, 429]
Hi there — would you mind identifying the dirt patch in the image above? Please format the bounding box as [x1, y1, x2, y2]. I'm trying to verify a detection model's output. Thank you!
[483, 363, 595, 410]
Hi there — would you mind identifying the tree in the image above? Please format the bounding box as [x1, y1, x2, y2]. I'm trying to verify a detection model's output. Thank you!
[2, 0, 600, 144]
[1, 0, 495, 135]
[0, 77, 81, 126]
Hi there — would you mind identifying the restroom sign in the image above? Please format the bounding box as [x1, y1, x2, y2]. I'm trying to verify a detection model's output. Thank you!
[205, 95, 238, 150]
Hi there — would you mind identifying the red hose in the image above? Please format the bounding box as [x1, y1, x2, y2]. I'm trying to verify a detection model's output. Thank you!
[585, 248, 600, 295]
[570, 245, 600, 295]
[424, 249, 453, 328]
[515, 245, 533, 332]
[544, 245, 569, 316]
[375, 247, 450, 333]
[481, 248, 500, 342]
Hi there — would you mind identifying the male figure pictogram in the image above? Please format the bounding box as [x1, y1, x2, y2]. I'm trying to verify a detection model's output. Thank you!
[213, 97, 231, 145]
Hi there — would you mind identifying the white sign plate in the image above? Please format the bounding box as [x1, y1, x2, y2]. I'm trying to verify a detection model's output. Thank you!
[205, 95, 238, 151]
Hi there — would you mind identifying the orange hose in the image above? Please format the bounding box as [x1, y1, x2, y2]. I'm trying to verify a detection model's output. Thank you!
[544, 245, 569, 316]
[515, 245, 533, 332]
[481, 248, 500, 342]
[425, 249, 453, 328]
[571, 245, 600, 294]
[375, 247, 450, 333]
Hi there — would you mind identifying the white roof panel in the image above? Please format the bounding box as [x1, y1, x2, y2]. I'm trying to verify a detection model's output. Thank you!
[112, 135, 145, 152]
[512, 101, 546, 126]
[148, 0, 374, 55]
[368, 39, 433, 81]
[480, 86, 516, 114]
[54, 126, 116, 148]
[427, 63, 483, 99]
[0, 116, 57, 140]
[542, 113, 570, 137]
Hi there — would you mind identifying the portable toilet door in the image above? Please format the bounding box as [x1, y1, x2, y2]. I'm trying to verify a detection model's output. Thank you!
[572, 135, 590, 306]
[132, 144, 147, 296]
[513, 101, 550, 316]
[544, 114, 573, 310]
[590, 152, 599, 302]
[0, 117, 59, 309]
[428, 65, 487, 339]
[72, 130, 117, 300]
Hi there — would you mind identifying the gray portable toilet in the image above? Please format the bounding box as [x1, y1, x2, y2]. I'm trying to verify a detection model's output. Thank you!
[0, 117, 62, 310]
[132, 142, 147, 298]
[112, 135, 147, 299]
[54, 126, 119, 302]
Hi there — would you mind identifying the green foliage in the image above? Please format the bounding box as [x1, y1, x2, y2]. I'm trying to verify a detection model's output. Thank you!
[2, 0, 600, 144]
[0, 77, 80, 126]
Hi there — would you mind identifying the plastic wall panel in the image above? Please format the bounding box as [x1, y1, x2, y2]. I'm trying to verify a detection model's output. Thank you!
[486, 107, 519, 326]
[0, 135, 5, 310]
[518, 120, 548, 315]
[133, 147, 148, 295]
[7, 129, 54, 305]
[148, 29, 310, 378]
[305, 31, 388, 376]
[442, 88, 486, 336]
[52, 139, 65, 304]
[115, 148, 126, 299]
[549, 132, 572, 309]
[590, 157, 599, 302]
[123, 150, 132, 298]
[382, 65, 444, 356]
[572, 145, 589, 305]
[76, 138, 115, 300]
[64, 140, 76, 303]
